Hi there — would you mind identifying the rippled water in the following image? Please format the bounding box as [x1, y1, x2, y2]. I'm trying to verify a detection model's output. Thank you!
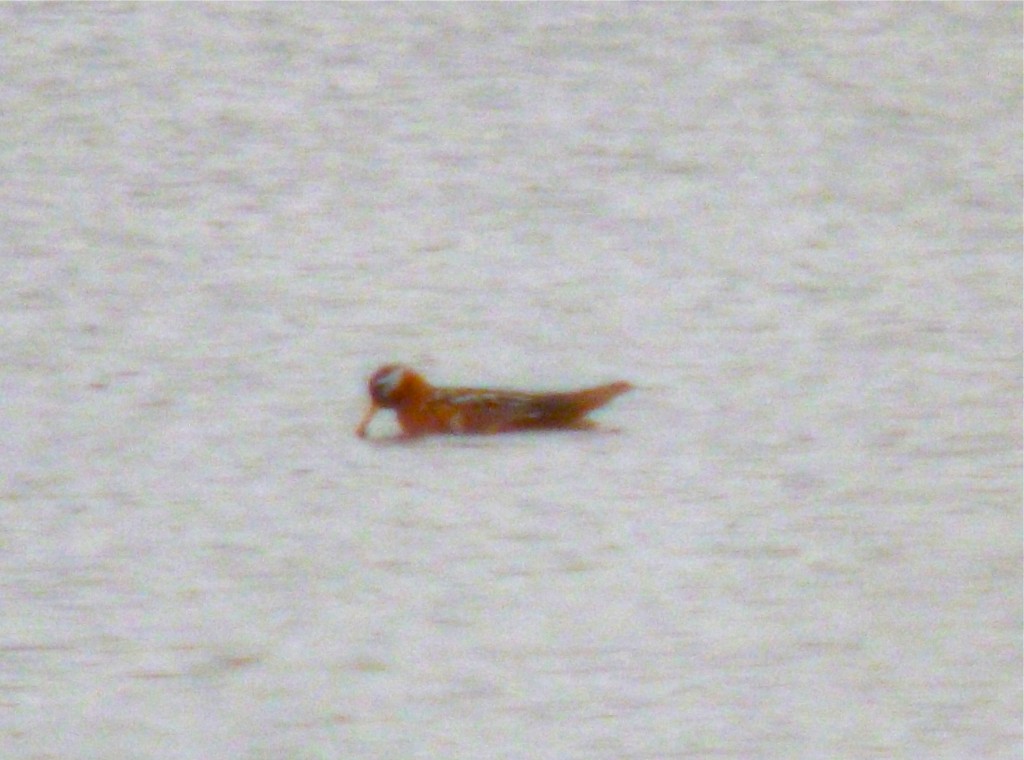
[2, 4, 1020, 759]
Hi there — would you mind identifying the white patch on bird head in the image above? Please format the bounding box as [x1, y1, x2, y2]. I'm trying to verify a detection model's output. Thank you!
[373, 366, 408, 398]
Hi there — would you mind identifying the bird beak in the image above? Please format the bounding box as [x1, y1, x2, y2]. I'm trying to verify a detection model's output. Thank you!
[355, 401, 378, 438]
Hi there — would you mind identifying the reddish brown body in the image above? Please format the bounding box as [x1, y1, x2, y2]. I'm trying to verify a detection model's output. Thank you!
[355, 365, 632, 439]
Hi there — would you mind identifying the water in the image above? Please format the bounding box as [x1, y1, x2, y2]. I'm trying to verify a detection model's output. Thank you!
[1, 4, 1020, 759]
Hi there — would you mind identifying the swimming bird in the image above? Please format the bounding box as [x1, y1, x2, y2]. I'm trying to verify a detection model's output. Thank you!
[355, 364, 632, 438]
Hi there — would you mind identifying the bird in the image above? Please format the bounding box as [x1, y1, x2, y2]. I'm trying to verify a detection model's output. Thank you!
[355, 364, 632, 439]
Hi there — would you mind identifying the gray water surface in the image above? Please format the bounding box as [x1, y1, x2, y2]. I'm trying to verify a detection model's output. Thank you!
[2, 5, 1021, 759]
